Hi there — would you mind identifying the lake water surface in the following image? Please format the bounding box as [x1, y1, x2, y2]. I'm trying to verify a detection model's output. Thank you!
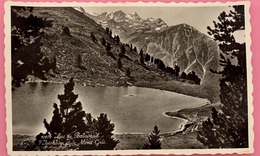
[12, 83, 209, 134]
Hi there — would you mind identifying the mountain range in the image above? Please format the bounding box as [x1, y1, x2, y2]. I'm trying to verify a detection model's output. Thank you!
[80, 7, 221, 84]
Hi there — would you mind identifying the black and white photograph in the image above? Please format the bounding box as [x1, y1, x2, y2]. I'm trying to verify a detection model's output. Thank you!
[5, 1, 253, 155]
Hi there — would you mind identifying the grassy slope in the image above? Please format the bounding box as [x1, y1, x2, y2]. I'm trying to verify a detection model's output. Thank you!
[28, 7, 179, 87]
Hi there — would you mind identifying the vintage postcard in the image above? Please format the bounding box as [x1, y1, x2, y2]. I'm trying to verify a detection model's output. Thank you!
[5, 1, 253, 155]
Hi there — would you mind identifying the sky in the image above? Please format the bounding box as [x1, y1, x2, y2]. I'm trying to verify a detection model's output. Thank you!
[83, 6, 233, 35]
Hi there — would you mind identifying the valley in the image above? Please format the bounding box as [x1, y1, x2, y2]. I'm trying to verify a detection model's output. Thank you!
[12, 6, 221, 150]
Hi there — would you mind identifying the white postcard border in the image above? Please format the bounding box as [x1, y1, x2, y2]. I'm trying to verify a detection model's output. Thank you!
[4, 1, 253, 155]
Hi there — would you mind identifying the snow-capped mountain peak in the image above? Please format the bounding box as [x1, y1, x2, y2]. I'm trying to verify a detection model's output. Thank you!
[85, 10, 169, 42]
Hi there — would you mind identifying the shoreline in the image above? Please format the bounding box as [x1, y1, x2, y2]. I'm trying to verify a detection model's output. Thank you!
[13, 79, 217, 149]
[26, 79, 215, 102]
[23, 80, 214, 136]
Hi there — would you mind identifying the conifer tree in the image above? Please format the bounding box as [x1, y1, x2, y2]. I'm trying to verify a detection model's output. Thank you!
[130, 44, 133, 52]
[35, 78, 119, 150]
[77, 54, 82, 68]
[90, 32, 97, 43]
[143, 125, 162, 149]
[109, 30, 112, 37]
[119, 44, 125, 57]
[62, 26, 72, 37]
[105, 27, 109, 34]
[139, 49, 145, 65]
[106, 43, 112, 56]
[115, 35, 120, 44]
[117, 58, 122, 69]
[174, 65, 180, 77]
[101, 37, 106, 46]
[96, 113, 119, 150]
[11, 7, 53, 89]
[134, 47, 137, 52]
[187, 71, 201, 85]
[197, 5, 248, 148]
[180, 72, 187, 79]
[145, 53, 150, 62]
[125, 67, 131, 77]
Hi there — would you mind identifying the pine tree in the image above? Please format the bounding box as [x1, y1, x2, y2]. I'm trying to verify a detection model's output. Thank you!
[106, 43, 112, 56]
[134, 47, 137, 52]
[145, 53, 150, 62]
[125, 67, 131, 77]
[117, 58, 122, 69]
[101, 37, 106, 46]
[109, 30, 112, 37]
[35, 78, 119, 150]
[197, 5, 248, 148]
[105, 27, 109, 34]
[180, 72, 187, 79]
[139, 49, 145, 65]
[143, 125, 162, 149]
[90, 32, 97, 43]
[62, 26, 72, 37]
[77, 54, 82, 68]
[174, 65, 180, 77]
[11, 7, 53, 89]
[187, 71, 201, 85]
[96, 113, 119, 150]
[120, 44, 125, 57]
[115, 35, 120, 44]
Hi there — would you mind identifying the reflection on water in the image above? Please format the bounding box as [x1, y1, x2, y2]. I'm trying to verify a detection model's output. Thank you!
[12, 83, 208, 135]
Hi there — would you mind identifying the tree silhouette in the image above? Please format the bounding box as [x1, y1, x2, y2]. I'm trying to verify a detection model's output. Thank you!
[143, 125, 162, 149]
[62, 26, 72, 37]
[174, 65, 180, 77]
[90, 32, 97, 43]
[154, 58, 165, 70]
[139, 49, 145, 65]
[77, 54, 82, 68]
[180, 72, 187, 79]
[134, 47, 137, 52]
[11, 7, 53, 89]
[165, 66, 174, 74]
[125, 67, 131, 77]
[109, 30, 112, 37]
[106, 43, 112, 56]
[96, 113, 120, 150]
[197, 5, 248, 148]
[101, 37, 106, 46]
[117, 58, 122, 69]
[105, 27, 109, 34]
[119, 44, 125, 58]
[35, 78, 119, 150]
[187, 71, 201, 85]
[115, 35, 120, 44]
[145, 53, 151, 62]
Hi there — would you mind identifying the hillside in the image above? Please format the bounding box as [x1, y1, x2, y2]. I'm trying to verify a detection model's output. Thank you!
[26, 7, 176, 86]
